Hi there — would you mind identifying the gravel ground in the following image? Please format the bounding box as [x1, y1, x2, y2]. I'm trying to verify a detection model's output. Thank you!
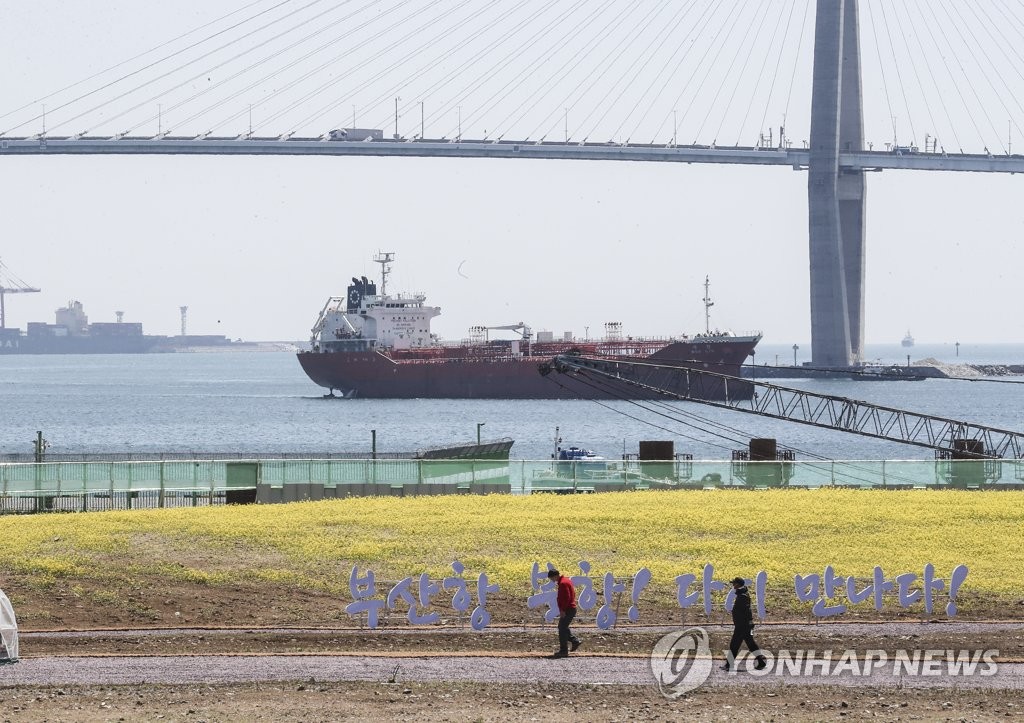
[1, 654, 1022, 689]
[20, 621, 1024, 638]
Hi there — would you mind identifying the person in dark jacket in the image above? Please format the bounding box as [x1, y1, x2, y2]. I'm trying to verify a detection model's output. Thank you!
[548, 569, 581, 658]
[724, 576, 767, 671]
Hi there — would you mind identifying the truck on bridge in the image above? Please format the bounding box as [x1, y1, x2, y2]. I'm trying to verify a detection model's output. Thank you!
[328, 128, 384, 141]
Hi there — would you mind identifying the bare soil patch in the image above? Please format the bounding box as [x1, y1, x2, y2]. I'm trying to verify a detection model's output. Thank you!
[0, 681, 1021, 722]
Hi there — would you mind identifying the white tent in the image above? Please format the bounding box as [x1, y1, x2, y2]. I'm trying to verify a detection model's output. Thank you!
[0, 589, 17, 662]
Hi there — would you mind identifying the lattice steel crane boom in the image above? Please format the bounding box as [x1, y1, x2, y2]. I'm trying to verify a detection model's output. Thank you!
[0, 259, 41, 329]
[543, 354, 1024, 459]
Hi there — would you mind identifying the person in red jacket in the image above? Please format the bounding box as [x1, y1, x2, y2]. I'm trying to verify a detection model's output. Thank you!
[548, 568, 581, 658]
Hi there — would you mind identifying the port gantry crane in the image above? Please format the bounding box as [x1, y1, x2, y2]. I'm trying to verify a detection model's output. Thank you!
[0, 259, 40, 329]
[542, 354, 1024, 460]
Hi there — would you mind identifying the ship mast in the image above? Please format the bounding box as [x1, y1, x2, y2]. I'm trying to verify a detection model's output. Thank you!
[374, 251, 395, 296]
[702, 275, 714, 334]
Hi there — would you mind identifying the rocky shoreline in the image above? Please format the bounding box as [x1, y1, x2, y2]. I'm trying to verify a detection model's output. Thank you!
[742, 358, 1024, 380]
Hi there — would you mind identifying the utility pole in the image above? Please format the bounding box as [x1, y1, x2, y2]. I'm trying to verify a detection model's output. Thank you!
[420, 101, 425, 139]
[394, 97, 401, 139]
[34, 431, 48, 463]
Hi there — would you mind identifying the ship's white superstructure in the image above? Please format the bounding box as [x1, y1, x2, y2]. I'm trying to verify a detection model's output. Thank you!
[310, 252, 440, 352]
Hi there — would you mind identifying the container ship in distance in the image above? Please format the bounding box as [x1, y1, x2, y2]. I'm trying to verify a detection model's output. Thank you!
[296, 253, 761, 400]
[0, 300, 252, 354]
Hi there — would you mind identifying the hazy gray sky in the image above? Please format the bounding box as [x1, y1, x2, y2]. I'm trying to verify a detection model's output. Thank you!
[1, 1, 1022, 345]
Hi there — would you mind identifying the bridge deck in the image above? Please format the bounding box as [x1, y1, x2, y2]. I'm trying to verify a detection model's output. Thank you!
[2, 137, 1024, 173]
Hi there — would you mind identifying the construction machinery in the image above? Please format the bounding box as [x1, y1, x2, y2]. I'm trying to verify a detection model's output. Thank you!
[0, 259, 40, 329]
[543, 353, 1024, 460]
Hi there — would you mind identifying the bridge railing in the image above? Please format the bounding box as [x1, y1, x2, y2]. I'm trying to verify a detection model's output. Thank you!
[1, 458, 1021, 514]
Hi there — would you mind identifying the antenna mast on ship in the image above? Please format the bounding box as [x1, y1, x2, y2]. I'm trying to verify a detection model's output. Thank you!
[374, 251, 395, 295]
[702, 275, 714, 334]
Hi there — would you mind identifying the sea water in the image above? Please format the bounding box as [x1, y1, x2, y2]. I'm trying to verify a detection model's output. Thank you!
[1, 346, 1023, 460]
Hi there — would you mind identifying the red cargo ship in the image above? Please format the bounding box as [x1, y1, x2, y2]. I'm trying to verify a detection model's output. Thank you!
[296, 254, 760, 400]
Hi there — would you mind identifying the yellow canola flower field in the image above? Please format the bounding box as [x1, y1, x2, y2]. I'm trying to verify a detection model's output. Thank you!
[0, 489, 1019, 600]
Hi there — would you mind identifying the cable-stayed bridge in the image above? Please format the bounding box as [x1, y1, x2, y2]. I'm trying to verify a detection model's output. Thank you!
[2, 0, 1023, 364]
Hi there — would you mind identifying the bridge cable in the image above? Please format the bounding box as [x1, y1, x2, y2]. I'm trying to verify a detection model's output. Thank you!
[445, 0, 634, 141]
[281, 0, 520, 137]
[911, 0, 986, 153]
[658, 0, 742, 144]
[954, 2, 1024, 145]
[604, 0, 702, 143]
[713, 0, 778, 146]
[904, 0, 962, 152]
[119, 0, 383, 137]
[483, 0, 630, 141]
[780, 0, 812, 142]
[940, 0, 1019, 153]
[426, 0, 595, 139]
[638, 0, 729, 143]
[193, 0, 428, 136]
[619, 0, 708, 142]
[526, 0, 669, 142]
[536, 0, 704, 144]
[888, 0, 942, 150]
[231, 0, 480, 136]
[991, 0, 1024, 49]
[342, 0, 541, 140]
[0, 0, 292, 132]
[4, 0, 333, 137]
[585, 0, 697, 143]
[975, 2, 1024, 112]
[754, 0, 801, 147]
[493, 0, 639, 140]
[386, 0, 585, 139]
[692, 0, 769, 144]
[546, 0, 671, 142]
[864, 0, 898, 146]
[360, 0, 545, 140]
[877, 0, 919, 145]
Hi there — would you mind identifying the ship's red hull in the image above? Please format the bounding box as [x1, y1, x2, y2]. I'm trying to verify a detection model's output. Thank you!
[297, 338, 759, 400]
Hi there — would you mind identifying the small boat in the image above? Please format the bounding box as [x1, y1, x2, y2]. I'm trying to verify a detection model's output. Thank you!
[531, 443, 611, 493]
[901, 330, 915, 348]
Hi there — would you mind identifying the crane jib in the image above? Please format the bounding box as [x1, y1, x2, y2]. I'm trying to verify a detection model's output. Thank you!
[546, 354, 1024, 459]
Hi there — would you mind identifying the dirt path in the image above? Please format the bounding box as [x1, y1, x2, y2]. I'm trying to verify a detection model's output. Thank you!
[1, 654, 1021, 690]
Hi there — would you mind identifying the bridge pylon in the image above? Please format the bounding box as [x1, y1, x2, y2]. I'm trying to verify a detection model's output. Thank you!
[808, 0, 865, 367]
